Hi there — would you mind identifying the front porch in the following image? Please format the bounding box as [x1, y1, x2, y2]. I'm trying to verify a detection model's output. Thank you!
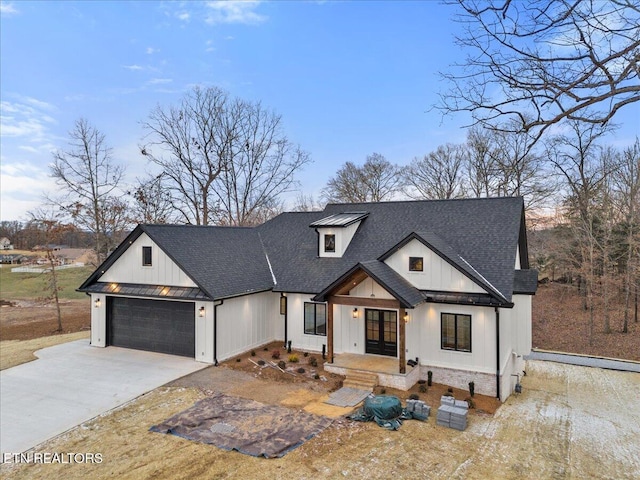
[324, 353, 421, 391]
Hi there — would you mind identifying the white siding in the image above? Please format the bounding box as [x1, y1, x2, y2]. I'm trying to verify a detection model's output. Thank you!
[99, 233, 197, 287]
[317, 221, 361, 258]
[215, 291, 281, 362]
[90, 294, 106, 347]
[384, 239, 487, 293]
[195, 300, 214, 363]
[284, 293, 329, 352]
[349, 277, 394, 299]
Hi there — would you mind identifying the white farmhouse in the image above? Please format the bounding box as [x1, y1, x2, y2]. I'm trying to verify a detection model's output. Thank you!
[79, 197, 537, 401]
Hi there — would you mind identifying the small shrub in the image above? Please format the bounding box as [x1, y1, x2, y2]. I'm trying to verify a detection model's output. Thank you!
[303, 351, 309, 357]
[297, 367, 306, 374]
[378, 387, 386, 394]
[288, 354, 299, 363]
[447, 387, 454, 393]
[417, 379, 426, 385]
[257, 360, 266, 366]
[263, 347, 268, 351]
[236, 358, 241, 362]
[465, 397, 476, 409]
[409, 393, 419, 400]
[309, 356, 318, 367]
[277, 360, 286, 370]
[419, 384, 427, 393]
[271, 350, 280, 360]
[314, 374, 320, 380]
[250, 350, 256, 357]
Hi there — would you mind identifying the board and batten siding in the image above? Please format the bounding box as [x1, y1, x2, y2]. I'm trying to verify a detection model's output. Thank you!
[99, 233, 197, 287]
[214, 291, 281, 362]
[90, 293, 106, 347]
[317, 221, 361, 258]
[284, 293, 328, 352]
[384, 238, 487, 293]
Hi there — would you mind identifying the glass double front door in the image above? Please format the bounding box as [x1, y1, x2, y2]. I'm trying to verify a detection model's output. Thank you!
[365, 309, 397, 357]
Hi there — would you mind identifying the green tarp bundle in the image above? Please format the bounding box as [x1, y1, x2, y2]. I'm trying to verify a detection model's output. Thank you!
[347, 395, 427, 430]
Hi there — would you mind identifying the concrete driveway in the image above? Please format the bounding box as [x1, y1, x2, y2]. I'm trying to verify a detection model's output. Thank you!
[0, 340, 207, 453]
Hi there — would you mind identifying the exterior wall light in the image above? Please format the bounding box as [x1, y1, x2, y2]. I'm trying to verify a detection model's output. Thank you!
[94, 298, 101, 308]
[352, 307, 358, 318]
[403, 312, 410, 323]
[199, 306, 205, 317]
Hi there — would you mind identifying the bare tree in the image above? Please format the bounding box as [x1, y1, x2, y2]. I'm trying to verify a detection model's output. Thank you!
[27, 208, 74, 333]
[490, 120, 556, 211]
[323, 154, 400, 203]
[50, 118, 125, 263]
[546, 121, 618, 343]
[439, 0, 640, 145]
[213, 100, 310, 226]
[141, 87, 233, 225]
[404, 144, 467, 200]
[128, 174, 175, 224]
[292, 193, 324, 212]
[613, 138, 640, 332]
[142, 87, 309, 226]
[465, 126, 499, 198]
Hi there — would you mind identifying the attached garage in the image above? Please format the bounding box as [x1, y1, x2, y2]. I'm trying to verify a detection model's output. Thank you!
[107, 297, 195, 357]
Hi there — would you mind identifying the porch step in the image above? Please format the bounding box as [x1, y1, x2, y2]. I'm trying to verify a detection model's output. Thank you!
[343, 371, 379, 391]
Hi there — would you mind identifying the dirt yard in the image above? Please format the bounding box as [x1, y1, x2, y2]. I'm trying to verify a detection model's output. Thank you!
[533, 283, 640, 362]
[2, 360, 638, 479]
[0, 299, 90, 341]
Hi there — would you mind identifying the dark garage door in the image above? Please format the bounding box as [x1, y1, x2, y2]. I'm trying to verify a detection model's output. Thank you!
[107, 297, 195, 357]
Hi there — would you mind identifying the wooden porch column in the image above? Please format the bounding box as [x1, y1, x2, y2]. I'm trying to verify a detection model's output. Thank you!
[327, 298, 334, 363]
[399, 307, 406, 374]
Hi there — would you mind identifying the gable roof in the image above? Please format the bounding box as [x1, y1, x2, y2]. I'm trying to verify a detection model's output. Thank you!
[79, 197, 536, 304]
[260, 197, 529, 302]
[313, 260, 426, 308]
[79, 224, 275, 300]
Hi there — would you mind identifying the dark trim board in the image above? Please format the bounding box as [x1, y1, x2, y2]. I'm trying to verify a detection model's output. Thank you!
[107, 297, 195, 357]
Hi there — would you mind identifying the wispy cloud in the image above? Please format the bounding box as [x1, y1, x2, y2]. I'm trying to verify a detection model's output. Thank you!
[204, 1, 266, 25]
[123, 64, 144, 71]
[176, 11, 190, 22]
[0, 2, 19, 15]
[146, 47, 159, 55]
[147, 78, 173, 85]
[0, 98, 57, 141]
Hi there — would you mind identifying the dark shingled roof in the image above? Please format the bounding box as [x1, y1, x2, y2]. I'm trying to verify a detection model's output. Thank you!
[513, 269, 538, 294]
[260, 197, 531, 303]
[79, 197, 537, 304]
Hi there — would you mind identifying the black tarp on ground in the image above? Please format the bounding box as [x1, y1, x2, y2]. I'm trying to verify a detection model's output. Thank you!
[150, 393, 333, 458]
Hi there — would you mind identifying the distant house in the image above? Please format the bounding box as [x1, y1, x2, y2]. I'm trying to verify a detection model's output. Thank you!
[0, 237, 13, 250]
[1, 254, 25, 265]
[79, 197, 537, 401]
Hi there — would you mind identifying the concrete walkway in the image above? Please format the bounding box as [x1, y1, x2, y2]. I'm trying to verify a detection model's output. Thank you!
[526, 349, 640, 373]
[0, 340, 207, 453]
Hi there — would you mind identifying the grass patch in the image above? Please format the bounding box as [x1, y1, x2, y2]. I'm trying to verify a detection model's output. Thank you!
[0, 332, 90, 370]
[0, 266, 94, 301]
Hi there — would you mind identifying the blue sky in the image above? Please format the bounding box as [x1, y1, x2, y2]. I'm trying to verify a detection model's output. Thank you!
[1, 1, 638, 222]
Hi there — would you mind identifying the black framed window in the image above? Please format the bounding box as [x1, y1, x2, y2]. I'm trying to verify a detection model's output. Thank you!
[441, 313, 471, 352]
[304, 302, 326, 336]
[324, 234, 336, 253]
[409, 256, 423, 271]
[142, 246, 152, 266]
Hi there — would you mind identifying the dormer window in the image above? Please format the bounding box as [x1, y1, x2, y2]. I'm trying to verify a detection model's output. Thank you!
[409, 257, 423, 272]
[310, 212, 369, 258]
[324, 234, 336, 253]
